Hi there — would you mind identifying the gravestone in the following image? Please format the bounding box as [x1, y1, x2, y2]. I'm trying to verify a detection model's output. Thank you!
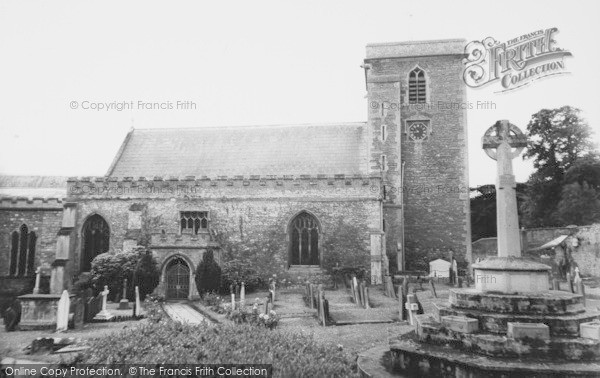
[134, 286, 143, 317]
[429, 259, 450, 278]
[93, 286, 114, 321]
[56, 290, 70, 332]
[352, 276, 359, 304]
[118, 278, 131, 310]
[240, 282, 246, 306]
[33, 267, 42, 294]
[269, 278, 276, 302]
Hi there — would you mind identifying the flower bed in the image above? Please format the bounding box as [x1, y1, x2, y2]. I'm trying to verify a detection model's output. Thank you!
[201, 293, 280, 329]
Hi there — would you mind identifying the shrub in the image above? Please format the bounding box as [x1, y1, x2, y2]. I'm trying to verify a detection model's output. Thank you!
[77, 321, 359, 377]
[90, 247, 160, 301]
[321, 220, 370, 276]
[195, 250, 222, 295]
[144, 294, 165, 323]
[132, 250, 160, 300]
[201, 292, 223, 308]
[220, 259, 265, 294]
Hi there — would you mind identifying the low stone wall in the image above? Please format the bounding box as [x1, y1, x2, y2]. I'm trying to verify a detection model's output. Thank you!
[472, 223, 600, 277]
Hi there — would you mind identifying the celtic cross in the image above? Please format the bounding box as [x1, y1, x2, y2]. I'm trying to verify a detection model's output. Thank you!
[482, 120, 528, 258]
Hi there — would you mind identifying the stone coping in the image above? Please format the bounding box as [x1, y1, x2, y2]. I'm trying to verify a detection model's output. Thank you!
[472, 257, 551, 271]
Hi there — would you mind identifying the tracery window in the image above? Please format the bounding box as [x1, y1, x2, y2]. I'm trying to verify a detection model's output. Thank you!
[289, 212, 320, 266]
[9, 224, 36, 276]
[180, 211, 209, 234]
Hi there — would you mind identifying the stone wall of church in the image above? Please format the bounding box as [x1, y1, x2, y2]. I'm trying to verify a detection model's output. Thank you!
[0, 198, 63, 277]
[67, 176, 383, 284]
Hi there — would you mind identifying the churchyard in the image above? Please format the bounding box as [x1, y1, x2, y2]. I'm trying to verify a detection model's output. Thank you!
[0, 277, 454, 370]
[3, 274, 599, 376]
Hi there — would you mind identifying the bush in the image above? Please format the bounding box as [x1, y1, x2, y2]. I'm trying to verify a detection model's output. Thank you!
[144, 294, 165, 323]
[220, 259, 265, 294]
[195, 250, 222, 295]
[132, 250, 160, 300]
[321, 220, 370, 276]
[77, 321, 359, 377]
[90, 247, 160, 301]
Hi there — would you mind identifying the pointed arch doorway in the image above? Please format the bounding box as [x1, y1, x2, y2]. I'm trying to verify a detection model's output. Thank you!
[165, 257, 190, 300]
[289, 212, 320, 266]
[81, 214, 110, 272]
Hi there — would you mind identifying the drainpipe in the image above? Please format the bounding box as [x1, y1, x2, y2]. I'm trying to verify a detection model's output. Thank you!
[400, 161, 406, 272]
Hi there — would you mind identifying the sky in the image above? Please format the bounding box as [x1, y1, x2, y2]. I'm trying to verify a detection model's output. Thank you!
[0, 0, 598, 186]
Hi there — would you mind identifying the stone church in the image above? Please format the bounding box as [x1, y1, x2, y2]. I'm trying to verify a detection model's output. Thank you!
[0, 39, 471, 300]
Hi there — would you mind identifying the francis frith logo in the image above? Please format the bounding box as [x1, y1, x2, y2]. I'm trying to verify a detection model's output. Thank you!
[463, 27, 572, 92]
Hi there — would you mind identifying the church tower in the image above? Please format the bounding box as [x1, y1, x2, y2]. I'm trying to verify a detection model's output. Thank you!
[364, 39, 471, 272]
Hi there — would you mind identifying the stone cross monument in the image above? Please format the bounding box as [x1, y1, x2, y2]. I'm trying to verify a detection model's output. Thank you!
[482, 120, 527, 258]
[118, 278, 131, 309]
[473, 120, 550, 294]
[94, 285, 114, 321]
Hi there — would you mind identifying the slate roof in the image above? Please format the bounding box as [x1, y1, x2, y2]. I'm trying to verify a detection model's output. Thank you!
[107, 123, 370, 177]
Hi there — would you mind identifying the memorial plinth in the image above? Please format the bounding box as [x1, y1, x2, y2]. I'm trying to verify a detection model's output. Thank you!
[472, 256, 551, 294]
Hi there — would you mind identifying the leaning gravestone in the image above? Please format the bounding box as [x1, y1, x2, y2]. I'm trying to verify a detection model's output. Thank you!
[56, 290, 70, 332]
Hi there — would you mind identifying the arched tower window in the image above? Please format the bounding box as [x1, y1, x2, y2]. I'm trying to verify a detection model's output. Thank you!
[9, 225, 36, 277]
[81, 214, 110, 272]
[289, 212, 320, 266]
[408, 67, 427, 104]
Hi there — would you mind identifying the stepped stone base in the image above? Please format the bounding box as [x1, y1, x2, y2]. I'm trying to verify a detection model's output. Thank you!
[417, 316, 600, 361]
[435, 302, 600, 337]
[377, 334, 600, 378]
[449, 288, 585, 315]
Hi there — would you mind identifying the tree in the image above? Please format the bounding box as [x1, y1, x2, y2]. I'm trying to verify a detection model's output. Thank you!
[470, 184, 527, 240]
[555, 181, 600, 225]
[563, 153, 600, 190]
[524, 106, 594, 179]
[195, 250, 222, 295]
[521, 106, 596, 227]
